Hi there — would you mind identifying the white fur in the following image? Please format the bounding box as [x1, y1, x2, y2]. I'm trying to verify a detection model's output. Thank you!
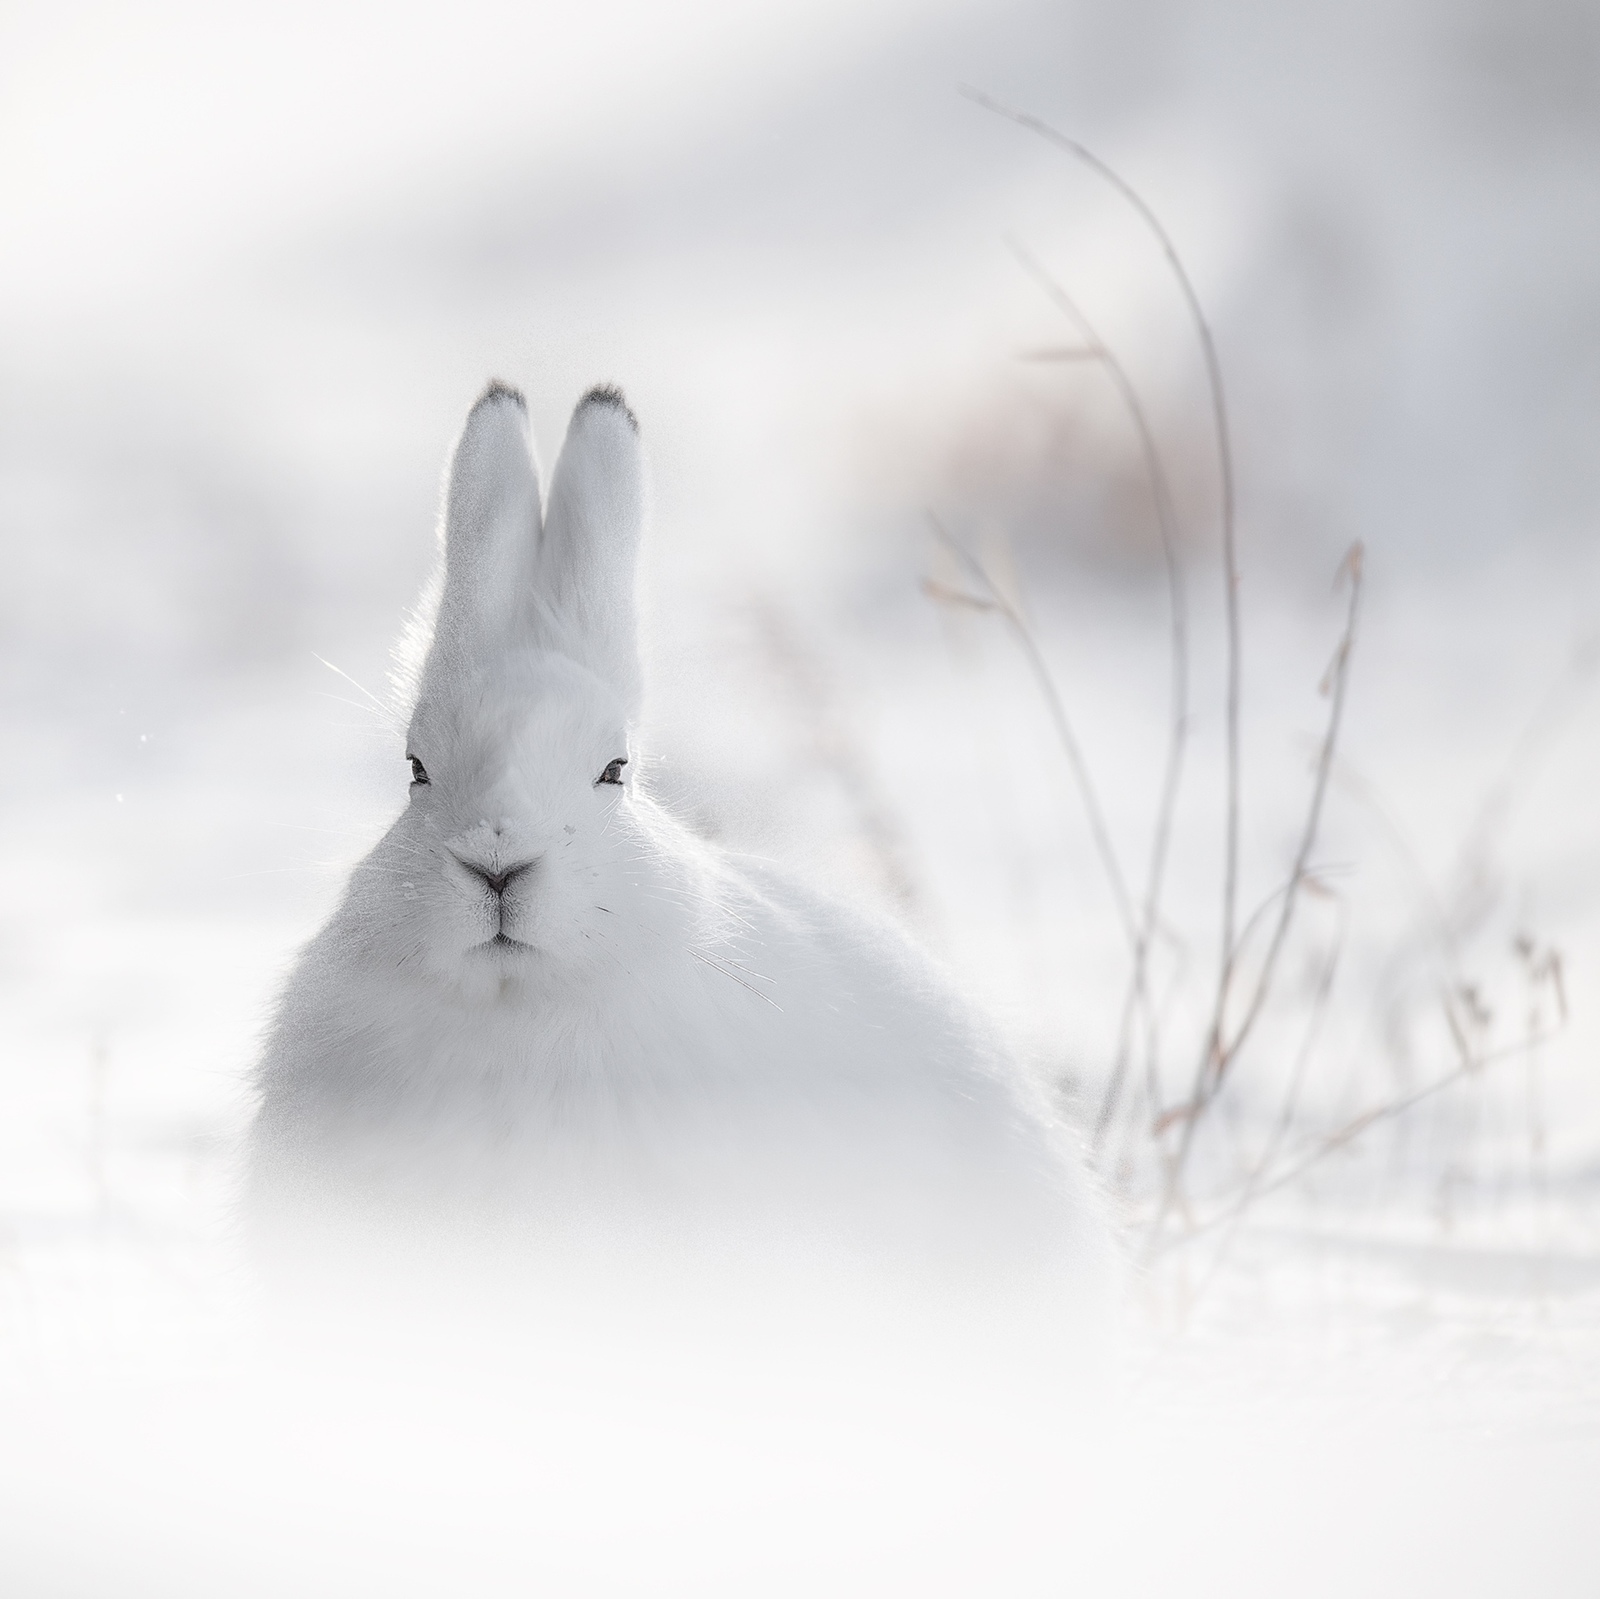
[247, 382, 1112, 1331]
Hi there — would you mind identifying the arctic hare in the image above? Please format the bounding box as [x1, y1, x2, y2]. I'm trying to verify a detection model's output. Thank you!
[247, 381, 1110, 1328]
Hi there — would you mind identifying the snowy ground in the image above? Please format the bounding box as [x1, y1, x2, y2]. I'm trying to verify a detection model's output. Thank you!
[3, 0, 1598, 1591]
[3, 545, 1596, 1594]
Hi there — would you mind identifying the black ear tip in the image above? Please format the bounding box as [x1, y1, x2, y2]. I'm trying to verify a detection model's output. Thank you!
[577, 383, 638, 433]
[472, 378, 527, 414]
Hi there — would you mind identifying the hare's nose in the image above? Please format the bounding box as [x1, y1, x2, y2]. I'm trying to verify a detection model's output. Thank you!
[459, 858, 537, 896]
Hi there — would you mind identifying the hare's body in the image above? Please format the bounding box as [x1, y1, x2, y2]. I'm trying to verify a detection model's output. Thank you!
[247, 383, 1110, 1324]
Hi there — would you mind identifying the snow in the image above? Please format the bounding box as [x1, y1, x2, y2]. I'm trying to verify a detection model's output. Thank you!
[2, 0, 1598, 1591]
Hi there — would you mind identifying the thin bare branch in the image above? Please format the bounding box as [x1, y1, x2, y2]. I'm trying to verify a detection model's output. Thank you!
[751, 598, 927, 922]
[962, 86, 1244, 1139]
[927, 516, 1140, 952]
[1455, 633, 1600, 886]
[1018, 346, 1107, 362]
[1154, 543, 1364, 1237]
[999, 239, 1193, 1152]
[1220, 545, 1364, 1064]
[1150, 1022, 1566, 1256]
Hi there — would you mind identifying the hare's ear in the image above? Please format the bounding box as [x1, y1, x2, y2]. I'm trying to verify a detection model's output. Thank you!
[423, 381, 542, 682]
[536, 385, 644, 703]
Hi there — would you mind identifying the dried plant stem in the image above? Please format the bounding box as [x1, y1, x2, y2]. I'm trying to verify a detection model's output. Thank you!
[1003, 238, 1192, 1150]
[1188, 902, 1348, 1294]
[752, 599, 926, 921]
[1151, 1023, 1565, 1256]
[1330, 757, 1469, 982]
[925, 523, 1139, 952]
[959, 87, 1577, 1270]
[962, 86, 1244, 1147]
[1154, 543, 1365, 1239]
[1219, 547, 1363, 1071]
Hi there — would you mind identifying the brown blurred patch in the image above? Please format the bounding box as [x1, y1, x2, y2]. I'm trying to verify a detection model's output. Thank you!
[847, 358, 1215, 580]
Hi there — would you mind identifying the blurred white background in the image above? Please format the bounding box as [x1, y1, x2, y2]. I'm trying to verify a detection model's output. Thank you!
[2, 1, 1599, 1581]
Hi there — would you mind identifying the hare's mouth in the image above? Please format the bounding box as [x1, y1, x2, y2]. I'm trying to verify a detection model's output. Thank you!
[479, 932, 535, 954]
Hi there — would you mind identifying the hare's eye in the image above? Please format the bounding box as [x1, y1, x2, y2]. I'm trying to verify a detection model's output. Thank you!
[408, 756, 430, 786]
[596, 757, 627, 787]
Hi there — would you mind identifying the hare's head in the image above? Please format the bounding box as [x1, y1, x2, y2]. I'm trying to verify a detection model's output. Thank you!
[374, 381, 666, 997]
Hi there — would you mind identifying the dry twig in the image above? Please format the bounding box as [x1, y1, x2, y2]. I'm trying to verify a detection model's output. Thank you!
[924, 522, 1139, 950]
[999, 238, 1193, 1150]
[1153, 543, 1365, 1238]
[962, 86, 1245, 1153]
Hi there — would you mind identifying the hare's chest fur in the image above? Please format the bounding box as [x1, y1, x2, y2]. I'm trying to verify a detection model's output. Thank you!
[249, 856, 1105, 1298]
[243, 381, 1111, 1317]
[253, 862, 1051, 1205]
